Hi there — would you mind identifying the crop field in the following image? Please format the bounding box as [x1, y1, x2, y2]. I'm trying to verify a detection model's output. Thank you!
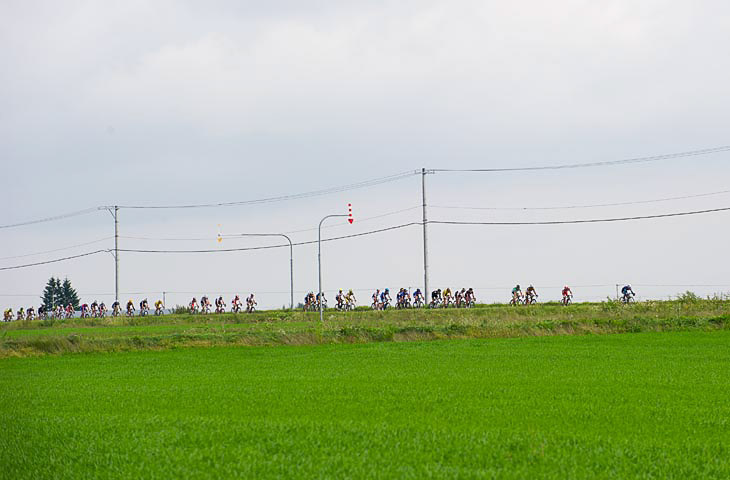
[1, 330, 729, 479]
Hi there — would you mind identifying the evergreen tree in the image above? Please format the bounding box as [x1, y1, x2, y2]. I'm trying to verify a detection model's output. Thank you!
[60, 278, 80, 309]
[41, 277, 63, 309]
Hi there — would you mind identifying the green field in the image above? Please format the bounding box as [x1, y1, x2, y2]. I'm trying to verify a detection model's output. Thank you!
[1, 331, 729, 479]
[1, 298, 728, 357]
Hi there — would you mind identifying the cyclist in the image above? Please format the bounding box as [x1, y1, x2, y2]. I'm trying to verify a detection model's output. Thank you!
[139, 298, 149, 316]
[154, 299, 164, 315]
[99, 302, 107, 317]
[511, 285, 522, 305]
[466, 288, 476, 307]
[126, 299, 135, 316]
[455, 288, 465, 307]
[232, 295, 242, 313]
[525, 285, 538, 304]
[430, 289, 442, 308]
[90, 300, 99, 317]
[246, 294, 257, 313]
[4, 308, 13, 321]
[413, 288, 424, 307]
[111, 300, 121, 316]
[443, 287, 453, 307]
[371, 289, 381, 309]
[189, 297, 199, 313]
[336, 289, 345, 310]
[345, 289, 356, 309]
[215, 296, 226, 313]
[380, 288, 391, 309]
[621, 285, 635, 303]
[17, 307, 25, 321]
[38, 304, 47, 319]
[26, 306, 35, 320]
[201, 296, 211, 314]
[562, 286, 573, 305]
[65, 303, 74, 318]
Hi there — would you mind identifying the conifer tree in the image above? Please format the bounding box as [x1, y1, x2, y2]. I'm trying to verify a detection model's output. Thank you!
[60, 278, 80, 309]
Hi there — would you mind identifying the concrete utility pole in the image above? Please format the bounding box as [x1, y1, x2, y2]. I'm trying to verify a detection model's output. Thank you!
[318, 214, 349, 322]
[421, 168, 430, 299]
[112, 206, 119, 304]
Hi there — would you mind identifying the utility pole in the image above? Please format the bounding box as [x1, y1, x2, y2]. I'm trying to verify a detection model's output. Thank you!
[114, 206, 119, 304]
[421, 168, 429, 299]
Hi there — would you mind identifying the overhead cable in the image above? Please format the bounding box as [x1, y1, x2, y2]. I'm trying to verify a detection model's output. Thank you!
[0, 207, 104, 230]
[3, 205, 729, 269]
[117, 171, 418, 209]
[430, 188, 730, 211]
[119, 205, 422, 241]
[428, 206, 730, 225]
[0, 237, 114, 260]
[0, 250, 108, 271]
[118, 222, 422, 253]
[432, 145, 730, 172]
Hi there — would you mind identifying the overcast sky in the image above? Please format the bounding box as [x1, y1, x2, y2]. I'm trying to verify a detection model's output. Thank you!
[2, 1, 729, 309]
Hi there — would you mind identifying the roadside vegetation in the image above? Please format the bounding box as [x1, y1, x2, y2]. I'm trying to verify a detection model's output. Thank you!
[1, 296, 728, 357]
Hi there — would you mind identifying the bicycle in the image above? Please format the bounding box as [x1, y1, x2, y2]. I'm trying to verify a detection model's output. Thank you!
[525, 294, 538, 305]
[562, 294, 573, 306]
[509, 294, 523, 306]
[621, 293, 635, 304]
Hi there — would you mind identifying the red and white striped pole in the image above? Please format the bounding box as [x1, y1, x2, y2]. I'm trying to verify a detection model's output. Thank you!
[348, 203, 354, 224]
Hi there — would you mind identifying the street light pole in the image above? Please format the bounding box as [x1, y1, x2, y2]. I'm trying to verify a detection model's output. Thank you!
[318, 214, 349, 322]
[229, 233, 294, 310]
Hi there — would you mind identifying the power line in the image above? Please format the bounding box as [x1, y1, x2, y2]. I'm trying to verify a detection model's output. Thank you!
[432, 145, 730, 172]
[0, 207, 104, 230]
[118, 222, 422, 253]
[117, 171, 418, 209]
[0, 250, 109, 271]
[429, 206, 730, 225]
[119, 206, 422, 241]
[0, 171, 417, 230]
[0, 237, 114, 261]
[430, 188, 730, 211]
[3, 205, 729, 270]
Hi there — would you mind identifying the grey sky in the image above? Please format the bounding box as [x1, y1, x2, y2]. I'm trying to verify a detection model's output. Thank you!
[2, 1, 729, 309]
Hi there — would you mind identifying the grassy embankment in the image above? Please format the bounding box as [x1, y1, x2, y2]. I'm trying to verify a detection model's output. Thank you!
[1, 297, 727, 357]
[1, 331, 729, 478]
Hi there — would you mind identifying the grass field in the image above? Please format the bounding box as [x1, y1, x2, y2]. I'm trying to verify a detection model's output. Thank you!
[1, 330, 729, 479]
[1, 298, 728, 357]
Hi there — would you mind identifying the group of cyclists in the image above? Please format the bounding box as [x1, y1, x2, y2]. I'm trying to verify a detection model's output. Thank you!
[2, 285, 642, 321]
[507, 284, 636, 305]
[188, 294, 257, 314]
